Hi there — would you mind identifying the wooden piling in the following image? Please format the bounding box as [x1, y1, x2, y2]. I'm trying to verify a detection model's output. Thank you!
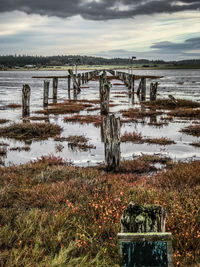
[103, 114, 121, 171]
[99, 74, 110, 115]
[43, 80, 49, 107]
[141, 77, 146, 101]
[150, 82, 158, 101]
[68, 69, 81, 93]
[53, 78, 58, 101]
[22, 84, 31, 117]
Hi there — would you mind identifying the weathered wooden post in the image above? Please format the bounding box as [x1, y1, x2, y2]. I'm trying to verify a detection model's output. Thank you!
[22, 84, 31, 117]
[137, 79, 142, 96]
[103, 114, 121, 171]
[141, 77, 146, 101]
[150, 82, 158, 101]
[68, 75, 71, 90]
[43, 80, 49, 107]
[118, 202, 173, 267]
[82, 73, 85, 84]
[99, 74, 110, 115]
[131, 75, 135, 93]
[53, 78, 58, 102]
[77, 73, 81, 86]
[68, 69, 81, 94]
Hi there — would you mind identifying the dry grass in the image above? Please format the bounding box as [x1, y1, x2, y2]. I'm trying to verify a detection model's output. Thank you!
[121, 131, 143, 143]
[0, 156, 199, 266]
[64, 115, 102, 127]
[6, 103, 22, 109]
[143, 99, 200, 110]
[121, 108, 163, 119]
[29, 116, 50, 121]
[0, 122, 62, 141]
[168, 108, 200, 119]
[66, 135, 96, 151]
[36, 101, 92, 115]
[180, 124, 200, 136]
[145, 137, 175, 145]
[121, 131, 175, 145]
[10, 146, 30, 152]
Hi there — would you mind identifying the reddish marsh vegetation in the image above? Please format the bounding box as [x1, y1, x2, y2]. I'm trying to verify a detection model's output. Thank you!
[0, 122, 62, 141]
[0, 155, 199, 266]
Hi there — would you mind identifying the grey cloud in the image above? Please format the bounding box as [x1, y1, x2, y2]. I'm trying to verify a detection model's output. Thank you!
[0, 0, 200, 20]
[151, 37, 200, 53]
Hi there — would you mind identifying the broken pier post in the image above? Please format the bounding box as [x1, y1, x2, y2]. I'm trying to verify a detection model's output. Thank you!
[43, 80, 50, 107]
[118, 202, 173, 267]
[53, 77, 58, 102]
[22, 84, 31, 117]
[99, 74, 110, 115]
[103, 114, 121, 171]
[141, 77, 146, 101]
[150, 82, 158, 101]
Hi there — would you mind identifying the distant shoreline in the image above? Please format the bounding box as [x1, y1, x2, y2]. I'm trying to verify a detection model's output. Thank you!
[1, 65, 200, 71]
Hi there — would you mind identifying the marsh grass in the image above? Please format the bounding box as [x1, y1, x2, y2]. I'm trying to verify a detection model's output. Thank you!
[169, 108, 200, 119]
[121, 132, 175, 145]
[0, 122, 62, 141]
[143, 99, 200, 110]
[66, 135, 96, 151]
[6, 103, 22, 109]
[0, 156, 199, 266]
[36, 101, 92, 115]
[64, 115, 102, 127]
[180, 124, 200, 136]
[121, 108, 163, 119]
[0, 119, 9, 124]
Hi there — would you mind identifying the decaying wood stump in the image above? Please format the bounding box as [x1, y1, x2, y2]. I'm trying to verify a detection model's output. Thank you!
[121, 202, 166, 233]
[43, 80, 49, 107]
[150, 82, 158, 101]
[22, 84, 31, 117]
[103, 114, 121, 171]
[53, 78, 58, 101]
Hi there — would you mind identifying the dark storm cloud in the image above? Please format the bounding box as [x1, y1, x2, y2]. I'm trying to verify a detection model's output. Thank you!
[0, 0, 200, 20]
[151, 37, 200, 54]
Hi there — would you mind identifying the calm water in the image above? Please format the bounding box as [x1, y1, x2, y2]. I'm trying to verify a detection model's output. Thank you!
[0, 69, 200, 166]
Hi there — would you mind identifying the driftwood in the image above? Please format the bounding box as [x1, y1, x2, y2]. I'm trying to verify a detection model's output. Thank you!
[22, 84, 31, 117]
[121, 202, 166, 233]
[103, 114, 121, 171]
[43, 80, 49, 107]
[168, 95, 178, 105]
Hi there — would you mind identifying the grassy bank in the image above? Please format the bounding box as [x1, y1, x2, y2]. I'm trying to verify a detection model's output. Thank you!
[0, 155, 199, 266]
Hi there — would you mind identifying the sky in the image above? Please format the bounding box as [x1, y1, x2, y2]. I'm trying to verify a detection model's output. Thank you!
[0, 0, 200, 60]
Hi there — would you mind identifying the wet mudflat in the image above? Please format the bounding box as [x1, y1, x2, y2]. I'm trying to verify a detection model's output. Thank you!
[0, 69, 200, 167]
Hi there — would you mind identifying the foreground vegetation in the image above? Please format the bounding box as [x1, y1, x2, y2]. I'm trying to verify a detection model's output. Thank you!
[0, 155, 199, 266]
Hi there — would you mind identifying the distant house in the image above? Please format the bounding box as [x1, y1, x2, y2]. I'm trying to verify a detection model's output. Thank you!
[24, 65, 36, 68]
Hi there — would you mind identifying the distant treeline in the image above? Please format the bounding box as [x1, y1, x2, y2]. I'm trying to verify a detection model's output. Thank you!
[0, 55, 200, 67]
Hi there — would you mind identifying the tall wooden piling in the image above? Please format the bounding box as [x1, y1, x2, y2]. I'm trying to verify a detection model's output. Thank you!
[103, 114, 121, 171]
[131, 75, 135, 93]
[82, 73, 85, 84]
[68, 69, 81, 94]
[53, 78, 58, 101]
[43, 80, 49, 107]
[99, 74, 110, 115]
[68, 76, 71, 90]
[150, 82, 158, 101]
[141, 77, 146, 101]
[22, 84, 31, 117]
